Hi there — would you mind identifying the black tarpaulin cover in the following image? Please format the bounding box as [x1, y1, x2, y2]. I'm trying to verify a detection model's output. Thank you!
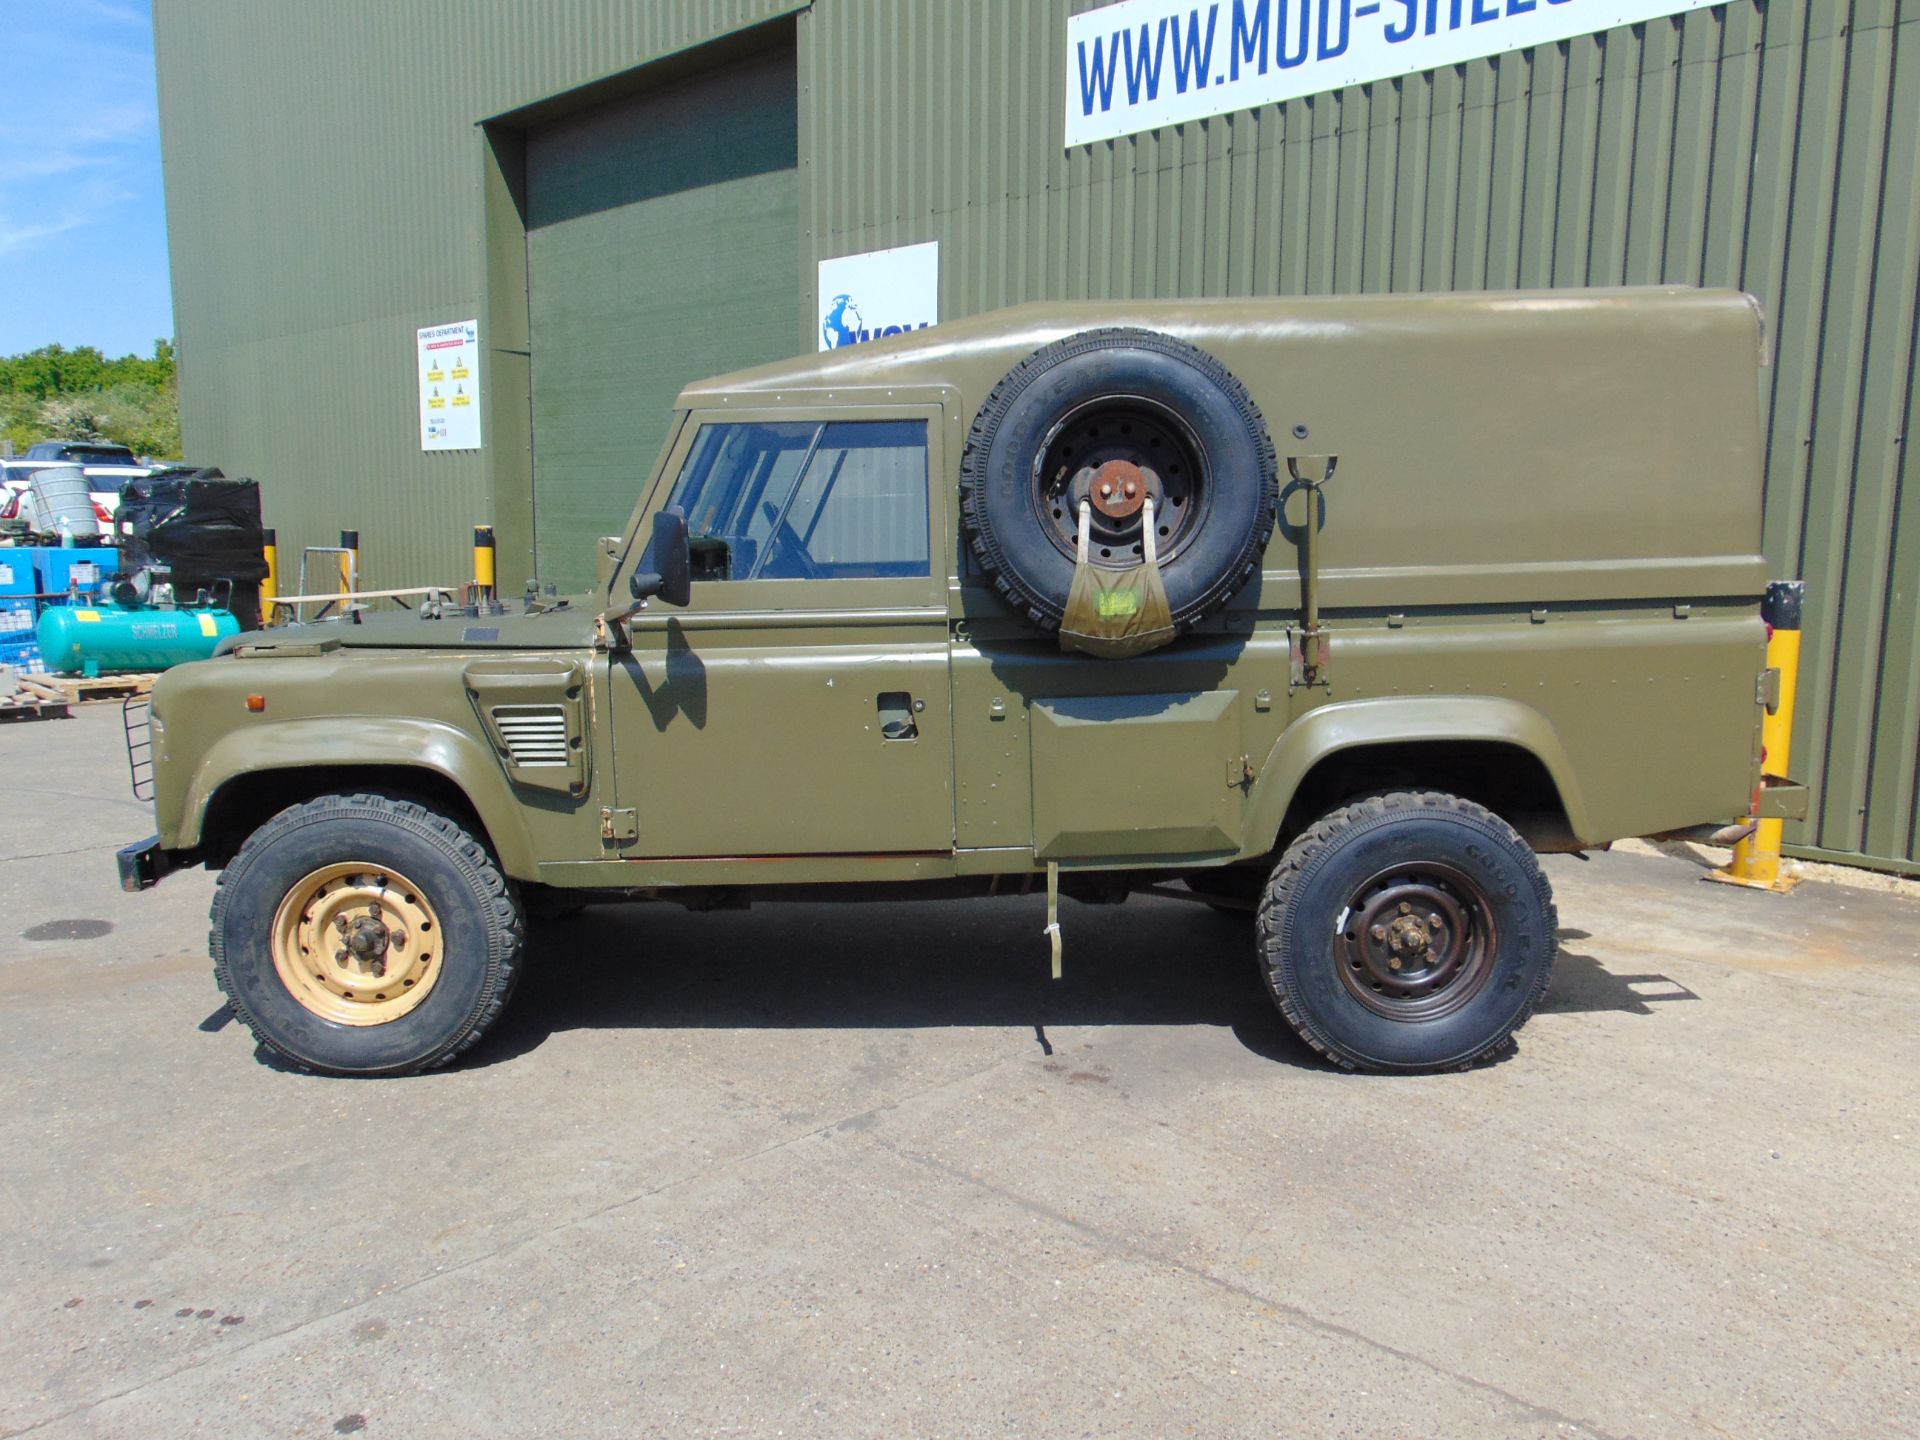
[115, 469, 269, 583]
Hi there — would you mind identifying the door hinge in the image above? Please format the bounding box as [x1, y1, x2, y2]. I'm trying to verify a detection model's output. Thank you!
[599, 806, 638, 844]
[1757, 667, 1783, 713]
[1289, 627, 1330, 692]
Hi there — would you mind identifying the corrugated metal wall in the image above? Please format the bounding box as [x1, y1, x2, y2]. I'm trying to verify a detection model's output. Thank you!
[156, 0, 1919, 872]
[800, 0, 1920, 873]
[153, 0, 802, 596]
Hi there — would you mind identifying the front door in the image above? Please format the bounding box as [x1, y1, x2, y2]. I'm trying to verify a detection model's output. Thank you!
[610, 405, 953, 858]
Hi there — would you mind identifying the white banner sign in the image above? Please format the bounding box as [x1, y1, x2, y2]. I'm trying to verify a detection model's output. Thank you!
[417, 319, 481, 451]
[1066, 0, 1721, 146]
[817, 241, 940, 352]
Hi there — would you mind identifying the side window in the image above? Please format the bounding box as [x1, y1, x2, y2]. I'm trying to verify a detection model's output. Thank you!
[662, 421, 813, 581]
[664, 418, 929, 582]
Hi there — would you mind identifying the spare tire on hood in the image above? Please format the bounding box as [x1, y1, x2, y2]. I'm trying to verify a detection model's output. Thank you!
[958, 328, 1277, 639]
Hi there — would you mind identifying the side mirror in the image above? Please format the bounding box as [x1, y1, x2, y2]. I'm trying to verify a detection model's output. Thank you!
[629, 506, 691, 607]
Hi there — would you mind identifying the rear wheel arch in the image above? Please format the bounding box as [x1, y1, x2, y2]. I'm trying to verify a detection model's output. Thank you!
[1248, 698, 1591, 856]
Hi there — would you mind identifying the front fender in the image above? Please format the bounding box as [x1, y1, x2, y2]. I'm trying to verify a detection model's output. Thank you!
[1244, 695, 1592, 850]
[172, 716, 540, 877]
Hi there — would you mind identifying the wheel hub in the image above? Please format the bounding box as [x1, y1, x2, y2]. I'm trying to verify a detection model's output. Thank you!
[271, 863, 443, 1026]
[1385, 912, 1434, 962]
[1034, 400, 1204, 568]
[1336, 866, 1495, 1021]
[1088, 459, 1148, 520]
[345, 914, 392, 962]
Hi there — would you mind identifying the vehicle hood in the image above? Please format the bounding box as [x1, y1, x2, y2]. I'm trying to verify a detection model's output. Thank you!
[216, 603, 599, 654]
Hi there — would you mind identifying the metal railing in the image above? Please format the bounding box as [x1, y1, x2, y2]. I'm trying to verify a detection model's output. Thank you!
[122, 694, 154, 802]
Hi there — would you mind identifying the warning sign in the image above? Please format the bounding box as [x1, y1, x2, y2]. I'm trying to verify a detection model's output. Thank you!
[417, 320, 482, 451]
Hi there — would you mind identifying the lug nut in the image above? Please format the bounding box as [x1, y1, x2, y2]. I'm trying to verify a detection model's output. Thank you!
[1370, 924, 1388, 942]
[1428, 913, 1443, 929]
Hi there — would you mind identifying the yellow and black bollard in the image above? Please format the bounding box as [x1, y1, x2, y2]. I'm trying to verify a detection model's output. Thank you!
[338, 529, 360, 596]
[1715, 580, 1805, 892]
[473, 525, 497, 607]
[260, 527, 279, 625]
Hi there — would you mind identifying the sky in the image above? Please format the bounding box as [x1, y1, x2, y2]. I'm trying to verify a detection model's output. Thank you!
[0, 0, 173, 359]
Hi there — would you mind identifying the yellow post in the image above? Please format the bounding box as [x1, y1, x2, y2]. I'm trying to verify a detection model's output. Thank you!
[260, 527, 279, 626]
[1719, 581, 1804, 891]
[338, 529, 360, 596]
[473, 524, 497, 604]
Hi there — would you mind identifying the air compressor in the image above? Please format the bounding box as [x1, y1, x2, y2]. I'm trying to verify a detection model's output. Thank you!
[35, 469, 266, 677]
[37, 602, 242, 676]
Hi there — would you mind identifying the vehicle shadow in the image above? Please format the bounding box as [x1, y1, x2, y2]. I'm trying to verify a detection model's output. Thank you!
[474, 894, 1328, 1071]
[465, 906, 1684, 1071]
[1537, 932, 1701, 1016]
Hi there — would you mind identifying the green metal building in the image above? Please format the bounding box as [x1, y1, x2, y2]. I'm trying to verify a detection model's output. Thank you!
[152, 0, 1920, 874]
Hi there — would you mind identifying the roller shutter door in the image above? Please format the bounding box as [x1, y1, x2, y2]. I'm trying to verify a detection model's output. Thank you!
[525, 41, 799, 588]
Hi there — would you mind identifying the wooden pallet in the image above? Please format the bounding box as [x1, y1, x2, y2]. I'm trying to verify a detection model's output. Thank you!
[0, 696, 69, 722]
[16, 672, 158, 705]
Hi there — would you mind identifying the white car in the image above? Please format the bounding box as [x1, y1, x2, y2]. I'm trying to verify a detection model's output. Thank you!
[0, 457, 150, 521]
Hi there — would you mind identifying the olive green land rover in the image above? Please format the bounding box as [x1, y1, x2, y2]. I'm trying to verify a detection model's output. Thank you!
[120, 288, 1806, 1076]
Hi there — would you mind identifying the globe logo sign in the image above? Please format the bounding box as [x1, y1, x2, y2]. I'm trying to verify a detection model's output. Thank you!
[816, 242, 940, 352]
[822, 294, 864, 350]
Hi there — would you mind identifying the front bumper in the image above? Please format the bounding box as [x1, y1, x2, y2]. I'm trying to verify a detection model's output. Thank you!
[117, 835, 175, 892]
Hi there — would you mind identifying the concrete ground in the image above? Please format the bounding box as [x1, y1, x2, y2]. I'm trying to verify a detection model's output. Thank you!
[1, 705, 1914, 1440]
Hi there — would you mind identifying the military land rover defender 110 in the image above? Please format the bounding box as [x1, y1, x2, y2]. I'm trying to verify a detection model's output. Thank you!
[120, 289, 1805, 1076]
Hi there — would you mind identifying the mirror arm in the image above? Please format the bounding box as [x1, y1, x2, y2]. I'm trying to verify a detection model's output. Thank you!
[596, 592, 653, 651]
[598, 507, 688, 648]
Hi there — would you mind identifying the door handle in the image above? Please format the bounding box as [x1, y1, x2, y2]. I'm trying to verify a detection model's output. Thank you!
[877, 691, 920, 740]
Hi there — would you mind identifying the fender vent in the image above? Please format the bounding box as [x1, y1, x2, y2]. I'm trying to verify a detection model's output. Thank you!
[490, 705, 569, 768]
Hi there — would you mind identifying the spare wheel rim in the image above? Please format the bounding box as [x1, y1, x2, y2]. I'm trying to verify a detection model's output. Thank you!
[1029, 395, 1210, 569]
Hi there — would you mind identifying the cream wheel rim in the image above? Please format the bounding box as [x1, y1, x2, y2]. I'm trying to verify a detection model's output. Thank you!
[270, 862, 444, 1026]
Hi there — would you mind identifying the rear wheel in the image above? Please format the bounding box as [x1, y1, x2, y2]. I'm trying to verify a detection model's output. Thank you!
[1256, 792, 1556, 1072]
[210, 793, 523, 1076]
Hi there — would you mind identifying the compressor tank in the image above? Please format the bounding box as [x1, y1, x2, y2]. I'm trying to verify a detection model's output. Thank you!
[36, 603, 240, 676]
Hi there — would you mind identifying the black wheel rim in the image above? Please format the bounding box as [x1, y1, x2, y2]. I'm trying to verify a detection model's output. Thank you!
[1029, 396, 1209, 569]
[1333, 861, 1498, 1021]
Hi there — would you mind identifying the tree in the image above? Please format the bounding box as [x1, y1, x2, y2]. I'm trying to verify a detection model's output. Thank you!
[0, 340, 179, 458]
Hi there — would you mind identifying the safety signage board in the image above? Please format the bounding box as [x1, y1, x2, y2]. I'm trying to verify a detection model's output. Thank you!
[418, 319, 481, 451]
[1065, 0, 1722, 147]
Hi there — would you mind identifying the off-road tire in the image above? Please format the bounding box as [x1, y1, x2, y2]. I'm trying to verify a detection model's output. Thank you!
[958, 328, 1277, 635]
[1256, 792, 1557, 1073]
[210, 793, 523, 1076]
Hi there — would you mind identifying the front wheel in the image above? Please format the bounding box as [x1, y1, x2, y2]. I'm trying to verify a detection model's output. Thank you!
[1256, 792, 1557, 1073]
[210, 793, 524, 1076]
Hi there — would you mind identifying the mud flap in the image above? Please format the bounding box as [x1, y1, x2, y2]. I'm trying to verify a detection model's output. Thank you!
[1059, 497, 1176, 660]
